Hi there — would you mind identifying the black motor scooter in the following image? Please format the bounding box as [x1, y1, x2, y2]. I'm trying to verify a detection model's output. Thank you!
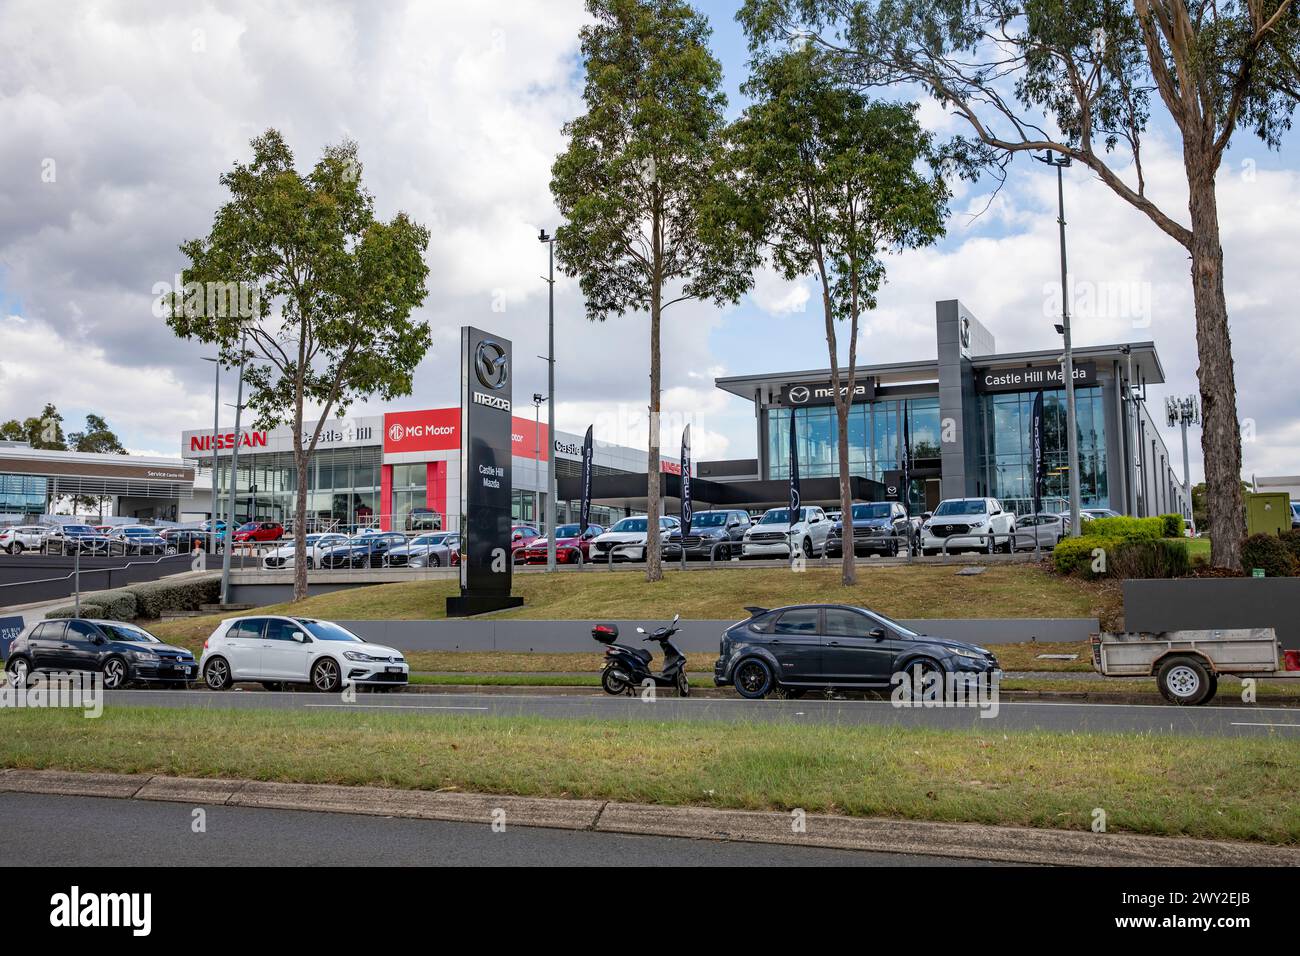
[593, 614, 690, 697]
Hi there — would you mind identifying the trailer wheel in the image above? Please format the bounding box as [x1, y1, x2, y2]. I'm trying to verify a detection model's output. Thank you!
[1156, 655, 1214, 706]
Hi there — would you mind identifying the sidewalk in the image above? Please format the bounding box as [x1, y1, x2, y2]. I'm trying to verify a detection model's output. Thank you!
[2, 768, 1293, 866]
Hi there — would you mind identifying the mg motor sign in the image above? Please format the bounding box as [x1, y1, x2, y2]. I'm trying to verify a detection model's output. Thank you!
[447, 327, 523, 616]
[383, 408, 459, 453]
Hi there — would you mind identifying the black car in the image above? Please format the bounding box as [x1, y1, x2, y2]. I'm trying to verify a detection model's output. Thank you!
[825, 502, 914, 557]
[112, 526, 167, 555]
[159, 528, 222, 555]
[714, 603, 1000, 699]
[318, 532, 409, 569]
[46, 525, 112, 555]
[5, 618, 198, 690]
[662, 509, 751, 561]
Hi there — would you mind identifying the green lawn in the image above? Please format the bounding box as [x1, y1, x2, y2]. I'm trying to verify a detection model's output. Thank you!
[149, 564, 1121, 650]
[2, 706, 1297, 844]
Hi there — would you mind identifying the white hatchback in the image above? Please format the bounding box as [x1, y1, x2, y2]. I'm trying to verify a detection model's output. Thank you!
[199, 616, 408, 692]
[260, 533, 349, 570]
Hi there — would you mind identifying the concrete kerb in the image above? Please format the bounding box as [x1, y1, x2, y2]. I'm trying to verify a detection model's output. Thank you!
[1, 768, 1295, 866]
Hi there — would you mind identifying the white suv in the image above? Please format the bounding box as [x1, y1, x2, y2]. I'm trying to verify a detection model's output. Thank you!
[0, 525, 48, 554]
[742, 506, 832, 559]
[199, 616, 408, 692]
[920, 498, 1016, 555]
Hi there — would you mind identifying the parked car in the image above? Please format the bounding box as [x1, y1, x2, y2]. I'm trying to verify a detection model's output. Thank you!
[199, 519, 227, 535]
[386, 532, 461, 568]
[406, 508, 443, 532]
[713, 604, 1001, 699]
[199, 616, 408, 692]
[0, 525, 49, 554]
[519, 524, 604, 564]
[1080, 508, 1121, 521]
[741, 506, 832, 559]
[510, 525, 541, 555]
[1291, 501, 1299, 529]
[45, 524, 112, 555]
[662, 510, 751, 561]
[318, 532, 409, 569]
[920, 498, 1016, 555]
[111, 526, 167, 555]
[1012, 512, 1070, 550]
[5, 618, 198, 690]
[160, 528, 222, 555]
[261, 533, 350, 570]
[232, 521, 284, 543]
[825, 502, 914, 558]
[589, 516, 679, 562]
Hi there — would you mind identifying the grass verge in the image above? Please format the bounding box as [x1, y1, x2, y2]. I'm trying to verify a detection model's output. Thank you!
[1, 706, 1296, 844]
[147, 565, 1119, 649]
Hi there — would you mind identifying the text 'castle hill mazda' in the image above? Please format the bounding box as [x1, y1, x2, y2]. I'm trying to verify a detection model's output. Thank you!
[200, 617, 408, 692]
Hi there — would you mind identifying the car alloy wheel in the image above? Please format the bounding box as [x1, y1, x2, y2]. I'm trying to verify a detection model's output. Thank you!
[7, 658, 29, 688]
[733, 658, 773, 699]
[102, 657, 128, 690]
[204, 657, 231, 690]
[311, 658, 342, 693]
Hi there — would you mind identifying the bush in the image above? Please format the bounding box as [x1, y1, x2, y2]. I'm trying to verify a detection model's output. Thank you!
[45, 603, 107, 620]
[1083, 516, 1165, 542]
[1239, 534, 1299, 577]
[1109, 539, 1190, 579]
[1052, 535, 1113, 577]
[127, 576, 220, 618]
[1158, 513, 1186, 538]
[1278, 529, 1300, 565]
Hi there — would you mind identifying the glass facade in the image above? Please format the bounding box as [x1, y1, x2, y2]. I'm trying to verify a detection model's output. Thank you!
[0, 474, 48, 514]
[976, 387, 1109, 514]
[390, 463, 427, 530]
[768, 399, 941, 478]
[211, 446, 382, 529]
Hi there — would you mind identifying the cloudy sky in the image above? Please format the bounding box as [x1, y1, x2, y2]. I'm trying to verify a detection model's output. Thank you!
[1, 0, 1298, 487]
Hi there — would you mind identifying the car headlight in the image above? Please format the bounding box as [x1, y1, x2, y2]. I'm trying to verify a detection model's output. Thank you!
[970, 519, 987, 528]
[126, 650, 155, 662]
[951, 647, 985, 660]
[343, 650, 386, 662]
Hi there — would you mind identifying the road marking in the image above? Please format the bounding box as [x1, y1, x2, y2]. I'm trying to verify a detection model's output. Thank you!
[304, 703, 490, 711]
[1229, 721, 1300, 728]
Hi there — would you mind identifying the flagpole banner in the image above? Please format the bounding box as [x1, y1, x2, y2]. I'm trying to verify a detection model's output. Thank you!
[579, 424, 593, 535]
[680, 424, 692, 530]
[789, 412, 801, 558]
[900, 406, 911, 507]
[1031, 390, 1044, 516]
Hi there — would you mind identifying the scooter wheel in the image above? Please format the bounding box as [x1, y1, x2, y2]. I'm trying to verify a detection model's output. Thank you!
[676, 670, 690, 697]
[601, 669, 629, 696]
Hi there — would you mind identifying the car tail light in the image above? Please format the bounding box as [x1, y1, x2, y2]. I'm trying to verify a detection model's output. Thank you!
[203, 639, 209, 650]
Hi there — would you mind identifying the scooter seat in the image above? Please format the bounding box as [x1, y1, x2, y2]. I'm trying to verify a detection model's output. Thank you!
[631, 647, 653, 664]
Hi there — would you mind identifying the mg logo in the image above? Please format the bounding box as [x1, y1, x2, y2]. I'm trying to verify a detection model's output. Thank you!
[388, 423, 405, 443]
[788, 385, 810, 404]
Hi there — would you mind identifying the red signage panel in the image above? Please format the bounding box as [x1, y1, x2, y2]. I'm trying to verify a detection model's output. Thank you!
[383, 408, 459, 453]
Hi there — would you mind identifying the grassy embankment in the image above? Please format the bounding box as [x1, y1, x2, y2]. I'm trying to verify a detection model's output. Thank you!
[2, 706, 1297, 845]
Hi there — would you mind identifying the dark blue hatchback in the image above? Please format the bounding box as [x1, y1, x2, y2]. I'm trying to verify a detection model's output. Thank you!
[4, 619, 197, 690]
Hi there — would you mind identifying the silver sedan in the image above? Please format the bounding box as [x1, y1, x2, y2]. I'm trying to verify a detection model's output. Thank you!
[385, 532, 461, 568]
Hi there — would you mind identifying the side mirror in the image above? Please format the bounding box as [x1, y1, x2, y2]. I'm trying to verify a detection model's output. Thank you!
[869, 628, 885, 640]
[671, 613, 680, 626]
[635, 627, 646, 635]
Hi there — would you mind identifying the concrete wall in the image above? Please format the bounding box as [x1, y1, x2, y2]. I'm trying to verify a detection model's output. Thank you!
[0, 555, 195, 608]
[336, 617, 1098, 654]
[1123, 578, 1300, 650]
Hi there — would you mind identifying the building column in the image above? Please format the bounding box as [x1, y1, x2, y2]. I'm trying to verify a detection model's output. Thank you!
[380, 464, 393, 531]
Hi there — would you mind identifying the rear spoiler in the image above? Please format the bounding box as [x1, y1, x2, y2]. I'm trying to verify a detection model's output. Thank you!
[743, 606, 768, 618]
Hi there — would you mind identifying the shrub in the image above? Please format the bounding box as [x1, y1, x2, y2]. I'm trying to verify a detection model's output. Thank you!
[1052, 535, 1112, 577]
[1109, 539, 1190, 579]
[1158, 513, 1186, 538]
[45, 603, 107, 620]
[127, 576, 221, 618]
[1084, 516, 1165, 542]
[1239, 534, 1299, 578]
[78, 588, 138, 620]
[1278, 529, 1300, 565]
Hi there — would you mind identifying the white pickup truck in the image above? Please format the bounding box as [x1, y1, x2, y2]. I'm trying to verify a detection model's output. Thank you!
[1092, 628, 1300, 705]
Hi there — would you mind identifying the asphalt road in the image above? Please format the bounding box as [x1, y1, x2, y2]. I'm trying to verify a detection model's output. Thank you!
[0, 792, 979, 867]
[94, 687, 1300, 737]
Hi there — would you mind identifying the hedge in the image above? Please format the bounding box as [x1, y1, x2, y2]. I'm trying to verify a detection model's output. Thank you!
[1158, 513, 1186, 538]
[45, 575, 220, 621]
[1278, 529, 1300, 565]
[1079, 515, 1165, 542]
[1240, 534, 1299, 578]
[1052, 535, 1112, 577]
[1053, 526, 1189, 579]
[1109, 538, 1190, 579]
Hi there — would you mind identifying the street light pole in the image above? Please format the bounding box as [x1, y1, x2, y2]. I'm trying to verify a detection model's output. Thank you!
[1036, 151, 1081, 537]
[539, 229, 557, 571]
[202, 356, 221, 555]
[532, 393, 546, 528]
[219, 328, 247, 606]
[1166, 395, 1200, 521]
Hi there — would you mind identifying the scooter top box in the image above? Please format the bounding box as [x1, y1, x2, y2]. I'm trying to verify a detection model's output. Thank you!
[591, 624, 619, 643]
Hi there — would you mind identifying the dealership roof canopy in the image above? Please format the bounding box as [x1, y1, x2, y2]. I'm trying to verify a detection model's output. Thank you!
[714, 341, 1165, 400]
[0, 446, 195, 499]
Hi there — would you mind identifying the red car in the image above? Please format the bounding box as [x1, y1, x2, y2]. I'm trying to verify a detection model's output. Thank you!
[233, 521, 284, 542]
[510, 525, 541, 555]
[519, 523, 605, 564]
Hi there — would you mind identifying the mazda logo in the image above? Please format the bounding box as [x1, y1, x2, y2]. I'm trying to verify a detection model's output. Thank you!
[475, 339, 509, 390]
[789, 385, 810, 404]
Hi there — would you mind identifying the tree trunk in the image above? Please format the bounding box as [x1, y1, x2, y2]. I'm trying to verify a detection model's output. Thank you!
[645, 280, 663, 583]
[292, 446, 309, 601]
[835, 397, 855, 586]
[1185, 159, 1244, 568]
